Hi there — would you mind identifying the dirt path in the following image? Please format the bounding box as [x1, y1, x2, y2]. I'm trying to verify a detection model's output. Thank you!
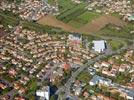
[38, 15, 127, 34]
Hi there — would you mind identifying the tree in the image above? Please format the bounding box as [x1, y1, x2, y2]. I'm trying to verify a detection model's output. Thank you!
[50, 95, 57, 100]
[0, 16, 3, 22]
[100, 85, 108, 93]
[110, 92, 120, 100]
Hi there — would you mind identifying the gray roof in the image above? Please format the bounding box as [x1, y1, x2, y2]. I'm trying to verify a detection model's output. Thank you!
[90, 75, 112, 84]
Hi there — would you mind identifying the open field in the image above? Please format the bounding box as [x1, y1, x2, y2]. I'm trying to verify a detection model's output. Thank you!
[55, 1, 101, 28]
[57, 3, 87, 23]
[97, 23, 134, 39]
[68, 11, 101, 28]
[38, 15, 127, 34]
[108, 39, 127, 50]
[78, 15, 127, 33]
[54, 0, 128, 29]
[56, 0, 91, 28]
[56, 0, 77, 14]
[38, 15, 79, 33]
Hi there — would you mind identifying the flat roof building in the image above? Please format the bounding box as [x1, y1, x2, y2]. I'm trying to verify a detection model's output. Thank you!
[36, 86, 50, 100]
[92, 40, 106, 53]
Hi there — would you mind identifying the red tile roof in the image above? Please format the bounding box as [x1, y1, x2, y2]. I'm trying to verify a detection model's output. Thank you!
[0, 29, 6, 38]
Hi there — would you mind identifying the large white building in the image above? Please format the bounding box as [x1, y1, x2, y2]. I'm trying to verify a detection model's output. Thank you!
[36, 86, 50, 100]
[92, 40, 106, 53]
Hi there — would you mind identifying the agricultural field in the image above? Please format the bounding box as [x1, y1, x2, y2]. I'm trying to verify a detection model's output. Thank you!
[45, 0, 127, 30]
[56, 0, 102, 28]
[57, 2, 87, 23]
[57, 0, 77, 13]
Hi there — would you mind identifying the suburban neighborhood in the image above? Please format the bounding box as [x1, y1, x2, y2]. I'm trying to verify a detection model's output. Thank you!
[0, 0, 134, 100]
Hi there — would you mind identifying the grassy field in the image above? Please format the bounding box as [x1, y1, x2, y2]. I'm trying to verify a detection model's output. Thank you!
[56, 0, 101, 28]
[108, 39, 127, 50]
[57, 0, 77, 13]
[98, 24, 134, 39]
[68, 11, 101, 28]
[78, 11, 101, 23]
[68, 20, 84, 28]
[57, 3, 86, 22]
